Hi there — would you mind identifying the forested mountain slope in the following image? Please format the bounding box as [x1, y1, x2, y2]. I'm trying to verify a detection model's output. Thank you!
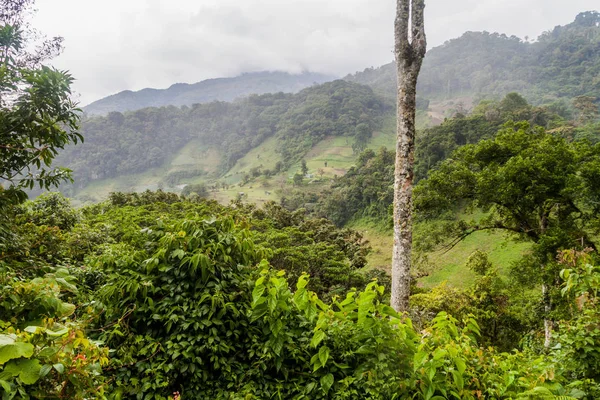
[346, 11, 600, 103]
[83, 71, 336, 115]
[57, 80, 391, 194]
[60, 12, 600, 201]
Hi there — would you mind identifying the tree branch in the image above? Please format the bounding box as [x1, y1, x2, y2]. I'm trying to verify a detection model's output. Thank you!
[438, 222, 538, 254]
[395, 0, 410, 55]
[411, 0, 427, 57]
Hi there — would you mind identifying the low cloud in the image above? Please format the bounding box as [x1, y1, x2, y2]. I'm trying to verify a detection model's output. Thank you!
[33, 0, 598, 105]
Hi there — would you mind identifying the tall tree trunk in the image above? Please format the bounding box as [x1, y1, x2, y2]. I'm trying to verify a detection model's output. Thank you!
[539, 213, 553, 348]
[391, 0, 427, 312]
[542, 283, 552, 348]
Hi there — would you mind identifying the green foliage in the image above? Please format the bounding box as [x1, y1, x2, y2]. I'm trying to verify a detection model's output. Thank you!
[284, 94, 558, 227]
[20, 192, 80, 231]
[415, 94, 561, 180]
[411, 263, 535, 352]
[300, 159, 308, 176]
[90, 216, 266, 398]
[555, 251, 600, 394]
[466, 250, 493, 276]
[180, 183, 208, 198]
[0, 269, 108, 398]
[85, 210, 571, 398]
[573, 96, 599, 125]
[4, 189, 600, 398]
[0, 16, 81, 210]
[319, 147, 395, 226]
[161, 169, 206, 187]
[415, 121, 600, 267]
[275, 81, 390, 163]
[292, 173, 303, 186]
[414, 121, 600, 354]
[70, 193, 375, 301]
[248, 202, 375, 300]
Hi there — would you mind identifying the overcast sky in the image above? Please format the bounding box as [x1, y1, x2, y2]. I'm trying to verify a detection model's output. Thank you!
[32, 0, 598, 105]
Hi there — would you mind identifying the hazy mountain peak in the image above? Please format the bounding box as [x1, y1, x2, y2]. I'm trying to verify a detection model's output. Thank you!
[84, 71, 337, 115]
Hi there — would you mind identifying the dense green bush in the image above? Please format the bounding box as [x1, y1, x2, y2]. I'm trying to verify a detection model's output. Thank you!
[82, 212, 573, 399]
[0, 269, 108, 398]
[3, 192, 600, 398]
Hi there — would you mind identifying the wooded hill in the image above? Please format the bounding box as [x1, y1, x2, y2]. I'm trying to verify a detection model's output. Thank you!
[83, 71, 336, 115]
[58, 12, 600, 201]
[57, 81, 390, 196]
[347, 11, 600, 103]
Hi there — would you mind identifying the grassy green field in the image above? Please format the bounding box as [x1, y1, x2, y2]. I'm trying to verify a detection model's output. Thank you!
[225, 137, 283, 184]
[348, 218, 531, 289]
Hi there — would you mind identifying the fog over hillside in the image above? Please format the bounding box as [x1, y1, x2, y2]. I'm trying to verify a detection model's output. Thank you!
[84, 71, 336, 115]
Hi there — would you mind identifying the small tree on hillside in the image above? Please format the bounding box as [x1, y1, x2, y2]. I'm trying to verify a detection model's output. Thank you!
[293, 173, 304, 187]
[300, 160, 308, 176]
[392, 0, 427, 312]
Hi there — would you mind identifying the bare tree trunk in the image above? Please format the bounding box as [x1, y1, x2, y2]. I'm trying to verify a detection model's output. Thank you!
[542, 283, 552, 348]
[391, 0, 427, 312]
[540, 214, 553, 348]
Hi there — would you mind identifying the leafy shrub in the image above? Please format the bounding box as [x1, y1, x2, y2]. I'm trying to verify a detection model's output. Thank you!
[0, 270, 108, 398]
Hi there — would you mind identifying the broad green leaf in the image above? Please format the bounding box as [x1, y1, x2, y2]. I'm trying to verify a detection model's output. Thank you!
[53, 363, 65, 374]
[0, 342, 34, 365]
[39, 364, 52, 378]
[45, 328, 69, 337]
[38, 347, 58, 358]
[57, 302, 76, 318]
[318, 346, 330, 367]
[310, 330, 326, 348]
[0, 336, 15, 346]
[455, 358, 466, 375]
[320, 373, 334, 393]
[4, 359, 42, 384]
[0, 379, 10, 393]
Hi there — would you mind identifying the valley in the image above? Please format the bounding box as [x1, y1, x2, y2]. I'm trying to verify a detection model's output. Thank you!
[3, 3, 600, 397]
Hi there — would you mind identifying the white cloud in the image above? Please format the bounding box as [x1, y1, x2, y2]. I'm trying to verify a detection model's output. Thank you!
[31, 0, 598, 105]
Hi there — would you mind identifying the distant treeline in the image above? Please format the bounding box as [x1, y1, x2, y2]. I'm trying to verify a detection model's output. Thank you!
[347, 11, 600, 103]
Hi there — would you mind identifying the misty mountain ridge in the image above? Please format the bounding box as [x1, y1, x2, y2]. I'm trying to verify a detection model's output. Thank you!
[83, 71, 337, 115]
[86, 11, 599, 117]
[347, 11, 600, 104]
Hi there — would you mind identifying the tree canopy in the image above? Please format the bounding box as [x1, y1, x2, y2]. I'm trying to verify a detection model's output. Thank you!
[0, 3, 81, 208]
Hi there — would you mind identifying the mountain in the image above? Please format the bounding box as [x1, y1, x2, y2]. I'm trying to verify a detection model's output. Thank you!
[58, 12, 600, 203]
[57, 80, 391, 200]
[346, 11, 600, 104]
[83, 71, 337, 115]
